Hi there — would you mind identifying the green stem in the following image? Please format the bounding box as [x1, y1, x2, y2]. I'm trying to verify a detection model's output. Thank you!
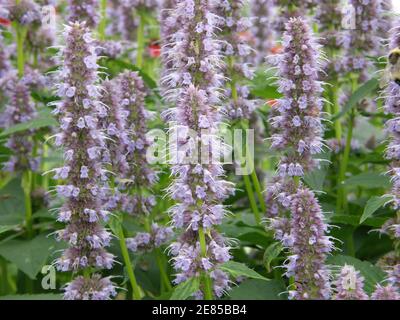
[22, 171, 33, 238]
[136, 10, 145, 68]
[243, 173, 261, 224]
[331, 81, 342, 141]
[198, 227, 213, 300]
[98, 0, 107, 41]
[155, 248, 172, 291]
[15, 24, 27, 78]
[118, 224, 142, 300]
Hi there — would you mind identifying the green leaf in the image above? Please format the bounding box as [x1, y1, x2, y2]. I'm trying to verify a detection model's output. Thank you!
[0, 234, 56, 279]
[229, 279, 286, 300]
[170, 277, 200, 300]
[219, 261, 268, 281]
[0, 108, 56, 137]
[304, 152, 331, 190]
[263, 242, 283, 272]
[327, 255, 385, 294]
[360, 195, 393, 223]
[331, 78, 379, 121]
[0, 225, 18, 235]
[330, 214, 387, 228]
[0, 179, 25, 226]
[343, 172, 390, 189]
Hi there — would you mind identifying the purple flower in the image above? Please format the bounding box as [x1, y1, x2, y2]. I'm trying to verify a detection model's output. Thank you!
[371, 285, 400, 300]
[334, 265, 368, 300]
[1, 72, 39, 172]
[64, 275, 117, 300]
[287, 188, 333, 300]
[53, 22, 115, 300]
[269, 17, 324, 175]
[250, 0, 276, 64]
[162, 0, 234, 298]
[67, 0, 100, 28]
[1, 0, 42, 26]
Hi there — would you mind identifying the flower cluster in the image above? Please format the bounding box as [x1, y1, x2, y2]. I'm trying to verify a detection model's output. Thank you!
[52, 22, 115, 300]
[333, 265, 368, 300]
[162, 0, 234, 298]
[64, 274, 116, 300]
[286, 188, 333, 300]
[250, 0, 276, 65]
[269, 17, 324, 176]
[339, 0, 381, 81]
[1, 73, 40, 172]
[1, 0, 42, 26]
[217, 0, 257, 120]
[0, 33, 11, 78]
[315, 0, 342, 77]
[371, 285, 400, 300]
[67, 0, 100, 28]
[126, 223, 174, 252]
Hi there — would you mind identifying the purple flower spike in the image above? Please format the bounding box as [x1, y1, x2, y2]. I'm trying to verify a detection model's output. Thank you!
[53, 22, 115, 300]
[217, 0, 258, 120]
[287, 188, 333, 300]
[67, 0, 100, 28]
[371, 285, 400, 300]
[269, 17, 324, 176]
[162, 0, 234, 298]
[250, 0, 276, 65]
[334, 265, 368, 300]
[1, 73, 39, 172]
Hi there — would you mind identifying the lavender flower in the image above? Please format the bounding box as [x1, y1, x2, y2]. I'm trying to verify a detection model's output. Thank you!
[127, 223, 174, 252]
[286, 188, 333, 300]
[371, 284, 400, 300]
[66, 0, 100, 28]
[339, 0, 381, 81]
[250, 0, 276, 65]
[64, 275, 116, 300]
[334, 265, 368, 300]
[1, 0, 42, 26]
[0, 33, 11, 78]
[1, 73, 40, 172]
[100, 78, 130, 179]
[162, 0, 234, 298]
[269, 17, 324, 177]
[217, 0, 257, 120]
[52, 22, 115, 300]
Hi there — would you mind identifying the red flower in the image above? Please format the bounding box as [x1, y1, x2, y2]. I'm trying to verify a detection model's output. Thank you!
[148, 42, 161, 58]
[0, 17, 11, 27]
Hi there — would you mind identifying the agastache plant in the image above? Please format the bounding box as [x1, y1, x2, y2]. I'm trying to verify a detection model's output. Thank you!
[52, 22, 116, 300]
[249, 0, 276, 65]
[267, 17, 332, 300]
[66, 0, 100, 28]
[217, 0, 257, 120]
[339, 0, 381, 81]
[382, 18, 400, 294]
[162, 0, 234, 299]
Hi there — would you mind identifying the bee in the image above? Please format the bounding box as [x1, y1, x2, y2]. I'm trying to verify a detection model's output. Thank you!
[382, 48, 400, 87]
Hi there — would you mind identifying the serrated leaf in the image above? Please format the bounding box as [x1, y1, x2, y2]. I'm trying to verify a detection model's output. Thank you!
[331, 78, 378, 121]
[328, 255, 385, 294]
[220, 261, 268, 281]
[0, 108, 56, 137]
[263, 242, 283, 272]
[229, 279, 286, 300]
[360, 195, 393, 223]
[170, 277, 199, 300]
[344, 172, 390, 189]
[0, 234, 56, 279]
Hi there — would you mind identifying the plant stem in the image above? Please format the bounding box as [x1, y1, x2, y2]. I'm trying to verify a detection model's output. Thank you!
[98, 0, 107, 41]
[198, 227, 213, 300]
[155, 248, 172, 291]
[118, 224, 142, 300]
[243, 174, 261, 224]
[22, 171, 33, 238]
[331, 81, 342, 141]
[15, 24, 27, 78]
[136, 10, 145, 68]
